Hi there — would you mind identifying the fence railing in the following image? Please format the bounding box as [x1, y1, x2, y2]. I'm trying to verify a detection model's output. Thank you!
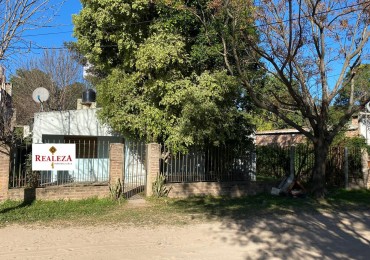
[9, 141, 31, 188]
[160, 144, 256, 183]
[9, 138, 114, 188]
[256, 145, 363, 187]
[123, 141, 146, 198]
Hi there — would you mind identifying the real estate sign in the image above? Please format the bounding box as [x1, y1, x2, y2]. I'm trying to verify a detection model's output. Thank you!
[32, 143, 76, 171]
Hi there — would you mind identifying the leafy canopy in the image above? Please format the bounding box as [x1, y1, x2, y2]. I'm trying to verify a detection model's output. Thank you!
[73, 0, 255, 151]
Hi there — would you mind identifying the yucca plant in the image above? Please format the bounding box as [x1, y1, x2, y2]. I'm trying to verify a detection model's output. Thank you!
[152, 173, 171, 197]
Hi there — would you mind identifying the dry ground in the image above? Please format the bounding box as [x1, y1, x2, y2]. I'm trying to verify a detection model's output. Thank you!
[0, 210, 369, 260]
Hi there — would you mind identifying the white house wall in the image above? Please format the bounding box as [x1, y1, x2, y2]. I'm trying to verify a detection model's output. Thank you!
[358, 113, 370, 145]
[33, 108, 125, 185]
[37, 135, 122, 185]
[32, 108, 115, 143]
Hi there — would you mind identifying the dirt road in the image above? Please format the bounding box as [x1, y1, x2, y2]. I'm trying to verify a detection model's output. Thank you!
[0, 210, 369, 260]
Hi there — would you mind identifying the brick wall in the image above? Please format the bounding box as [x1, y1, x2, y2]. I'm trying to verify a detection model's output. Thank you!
[109, 143, 124, 185]
[2, 140, 370, 202]
[256, 131, 306, 146]
[8, 185, 109, 201]
[0, 146, 10, 200]
[145, 143, 160, 197]
[167, 181, 276, 198]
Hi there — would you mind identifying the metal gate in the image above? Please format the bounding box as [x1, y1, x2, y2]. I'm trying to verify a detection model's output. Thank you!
[9, 140, 31, 188]
[123, 141, 146, 198]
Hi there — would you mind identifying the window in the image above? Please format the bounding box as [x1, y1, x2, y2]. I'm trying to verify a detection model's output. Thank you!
[64, 136, 98, 158]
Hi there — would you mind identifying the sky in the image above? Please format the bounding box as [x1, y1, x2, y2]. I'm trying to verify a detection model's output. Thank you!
[4, 0, 82, 78]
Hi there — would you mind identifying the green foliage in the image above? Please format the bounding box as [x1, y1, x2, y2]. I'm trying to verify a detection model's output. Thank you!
[256, 145, 290, 179]
[73, 0, 255, 152]
[73, 0, 156, 73]
[0, 198, 118, 225]
[334, 64, 370, 107]
[256, 142, 364, 189]
[152, 174, 172, 197]
[109, 179, 123, 201]
[256, 144, 314, 182]
[247, 75, 307, 131]
[332, 134, 370, 152]
[1, 190, 369, 226]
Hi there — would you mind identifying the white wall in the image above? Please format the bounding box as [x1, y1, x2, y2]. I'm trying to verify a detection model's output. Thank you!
[32, 108, 116, 143]
[358, 113, 370, 145]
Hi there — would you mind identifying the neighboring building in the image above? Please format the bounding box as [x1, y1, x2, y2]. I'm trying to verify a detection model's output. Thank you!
[0, 66, 13, 140]
[358, 112, 370, 145]
[256, 129, 306, 146]
[256, 116, 361, 147]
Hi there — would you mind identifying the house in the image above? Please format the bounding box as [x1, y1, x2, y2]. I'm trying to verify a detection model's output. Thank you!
[31, 90, 147, 189]
[32, 95, 124, 185]
[357, 113, 370, 145]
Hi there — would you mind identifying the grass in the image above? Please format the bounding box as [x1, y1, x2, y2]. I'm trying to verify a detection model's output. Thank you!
[0, 189, 369, 227]
[0, 198, 117, 225]
[165, 189, 370, 220]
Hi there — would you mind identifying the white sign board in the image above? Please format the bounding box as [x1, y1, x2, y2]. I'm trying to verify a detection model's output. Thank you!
[32, 143, 76, 171]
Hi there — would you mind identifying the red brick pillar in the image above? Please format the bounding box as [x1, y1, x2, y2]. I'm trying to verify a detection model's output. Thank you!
[145, 143, 161, 197]
[0, 146, 10, 201]
[109, 143, 124, 184]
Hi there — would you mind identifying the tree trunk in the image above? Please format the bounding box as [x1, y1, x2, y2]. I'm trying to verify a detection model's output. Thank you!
[311, 139, 330, 198]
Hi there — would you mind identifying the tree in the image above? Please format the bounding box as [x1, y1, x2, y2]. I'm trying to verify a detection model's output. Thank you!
[186, 0, 370, 197]
[73, 0, 254, 152]
[248, 75, 306, 131]
[11, 49, 85, 125]
[0, 70, 13, 150]
[11, 69, 51, 125]
[335, 64, 370, 107]
[0, 0, 60, 61]
[0, 0, 60, 149]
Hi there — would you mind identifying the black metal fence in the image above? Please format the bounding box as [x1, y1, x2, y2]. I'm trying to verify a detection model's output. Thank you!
[256, 145, 363, 187]
[160, 144, 255, 183]
[9, 138, 113, 188]
[9, 140, 32, 188]
[123, 141, 146, 198]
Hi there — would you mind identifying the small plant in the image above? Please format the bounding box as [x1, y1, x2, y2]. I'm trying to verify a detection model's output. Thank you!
[152, 173, 171, 197]
[109, 178, 123, 201]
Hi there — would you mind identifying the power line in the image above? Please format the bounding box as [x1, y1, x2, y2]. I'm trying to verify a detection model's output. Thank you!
[22, 30, 73, 37]
[7, 1, 370, 50]
[18, 1, 370, 38]
[256, 0, 370, 28]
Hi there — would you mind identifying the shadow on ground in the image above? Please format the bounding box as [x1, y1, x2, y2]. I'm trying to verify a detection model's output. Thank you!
[218, 210, 370, 259]
[0, 188, 35, 214]
[170, 191, 370, 259]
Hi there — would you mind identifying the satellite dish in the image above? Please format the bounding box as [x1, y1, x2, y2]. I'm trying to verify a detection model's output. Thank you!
[32, 87, 49, 111]
[32, 87, 49, 103]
